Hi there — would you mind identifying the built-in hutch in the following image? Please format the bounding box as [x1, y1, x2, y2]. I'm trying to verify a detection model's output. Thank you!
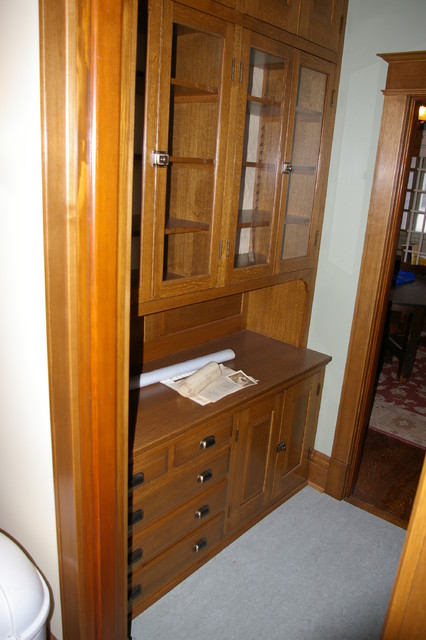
[128, 0, 347, 618]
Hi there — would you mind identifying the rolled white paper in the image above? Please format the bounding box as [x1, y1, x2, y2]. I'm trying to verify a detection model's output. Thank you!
[177, 361, 221, 397]
[129, 349, 236, 390]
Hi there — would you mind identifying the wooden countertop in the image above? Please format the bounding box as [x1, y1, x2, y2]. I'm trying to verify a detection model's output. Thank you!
[129, 330, 331, 453]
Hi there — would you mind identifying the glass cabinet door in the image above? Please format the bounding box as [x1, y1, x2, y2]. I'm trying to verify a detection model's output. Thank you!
[140, 2, 233, 300]
[227, 32, 293, 282]
[279, 54, 333, 268]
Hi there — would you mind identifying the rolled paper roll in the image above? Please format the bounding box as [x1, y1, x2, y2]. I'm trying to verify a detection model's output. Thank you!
[129, 348, 235, 390]
[177, 361, 221, 397]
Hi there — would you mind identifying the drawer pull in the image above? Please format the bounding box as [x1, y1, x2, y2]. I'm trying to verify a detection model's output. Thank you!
[200, 435, 216, 450]
[130, 509, 144, 525]
[276, 441, 287, 453]
[131, 472, 144, 488]
[194, 504, 210, 519]
[129, 548, 143, 565]
[128, 584, 142, 601]
[197, 469, 213, 484]
[193, 537, 208, 553]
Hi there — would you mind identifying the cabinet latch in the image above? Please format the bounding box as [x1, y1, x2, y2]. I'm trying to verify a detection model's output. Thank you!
[281, 162, 293, 174]
[276, 441, 287, 453]
[151, 150, 169, 167]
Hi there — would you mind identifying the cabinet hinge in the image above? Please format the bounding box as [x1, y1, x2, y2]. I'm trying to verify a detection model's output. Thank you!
[308, 448, 313, 462]
[228, 503, 232, 518]
[239, 61, 244, 83]
[339, 15, 345, 34]
[314, 230, 319, 246]
[331, 90, 336, 109]
[226, 239, 231, 260]
[219, 239, 223, 260]
[231, 58, 236, 81]
[317, 382, 321, 396]
[235, 426, 239, 442]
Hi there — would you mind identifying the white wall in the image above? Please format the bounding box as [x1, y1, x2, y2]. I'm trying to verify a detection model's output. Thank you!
[308, 0, 426, 456]
[0, 1, 62, 637]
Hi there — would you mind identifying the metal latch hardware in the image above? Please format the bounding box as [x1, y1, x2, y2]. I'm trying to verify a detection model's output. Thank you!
[281, 162, 293, 175]
[152, 150, 169, 167]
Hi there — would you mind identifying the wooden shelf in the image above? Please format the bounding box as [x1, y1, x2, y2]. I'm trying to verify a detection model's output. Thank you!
[242, 160, 276, 170]
[292, 164, 317, 176]
[247, 95, 281, 117]
[237, 210, 271, 228]
[165, 217, 210, 234]
[170, 156, 214, 166]
[296, 107, 322, 123]
[285, 215, 311, 225]
[234, 252, 267, 268]
[171, 78, 218, 102]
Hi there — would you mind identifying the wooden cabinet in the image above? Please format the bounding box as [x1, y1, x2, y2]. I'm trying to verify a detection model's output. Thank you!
[138, 0, 234, 300]
[128, 331, 330, 616]
[299, 0, 347, 52]
[238, 0, 301, 37]
[133, 0, 345, 310]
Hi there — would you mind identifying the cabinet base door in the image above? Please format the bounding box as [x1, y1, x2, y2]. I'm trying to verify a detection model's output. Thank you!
[272, 371, 323, 500]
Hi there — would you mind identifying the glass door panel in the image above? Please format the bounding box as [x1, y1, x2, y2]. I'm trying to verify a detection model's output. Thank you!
[233, 44, 290, 274]
[162, 23, 221, 284]
[281, 64, 327, 261]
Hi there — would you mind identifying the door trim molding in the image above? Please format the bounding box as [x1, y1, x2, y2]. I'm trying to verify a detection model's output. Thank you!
[325, 51, 426, 500]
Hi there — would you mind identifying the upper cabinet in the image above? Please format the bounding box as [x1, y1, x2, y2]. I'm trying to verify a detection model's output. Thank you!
[223, 30, 294, 284]
[238, 0, 301, 35]
[133, 0, 346, 310]
[299, 0, 347, 51]
[138, 1, 234, 300]
[276, 52, 335, 273]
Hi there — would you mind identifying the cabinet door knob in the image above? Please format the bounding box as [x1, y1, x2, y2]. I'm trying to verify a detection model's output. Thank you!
[276, 441, 287, 453]
[151, 150, 169, 167]
[194, 504, 210, 519]
[192, 537, 208, 553]
[200, 435, 216, 450]
[197, 469, 213, 484]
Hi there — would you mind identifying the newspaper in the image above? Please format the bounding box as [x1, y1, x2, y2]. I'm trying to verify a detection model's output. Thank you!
[161, 364, 258, 405]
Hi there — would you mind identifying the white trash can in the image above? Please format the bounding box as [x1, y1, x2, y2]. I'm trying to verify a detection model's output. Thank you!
[0, 532, 50, 640]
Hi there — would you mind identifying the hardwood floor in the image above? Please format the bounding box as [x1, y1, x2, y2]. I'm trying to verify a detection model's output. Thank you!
[349, 428, 425, 529]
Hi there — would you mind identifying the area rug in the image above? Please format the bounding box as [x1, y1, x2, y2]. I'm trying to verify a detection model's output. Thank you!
[370, 342, 426, 449]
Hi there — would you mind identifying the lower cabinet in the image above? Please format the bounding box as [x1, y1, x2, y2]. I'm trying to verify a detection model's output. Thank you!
[128, 349, 327, 618]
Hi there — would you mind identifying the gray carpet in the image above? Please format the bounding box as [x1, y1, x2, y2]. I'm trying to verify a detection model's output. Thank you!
[131, 487, 405, 640]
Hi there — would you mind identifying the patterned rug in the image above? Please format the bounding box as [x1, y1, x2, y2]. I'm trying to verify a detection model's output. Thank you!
[369, 342, 426, 449]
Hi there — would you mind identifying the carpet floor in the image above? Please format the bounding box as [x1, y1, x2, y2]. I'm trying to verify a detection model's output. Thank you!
[131, 487, 405, 640]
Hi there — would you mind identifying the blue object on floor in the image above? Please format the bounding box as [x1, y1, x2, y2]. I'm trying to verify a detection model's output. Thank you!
[395, 270, 415, 286]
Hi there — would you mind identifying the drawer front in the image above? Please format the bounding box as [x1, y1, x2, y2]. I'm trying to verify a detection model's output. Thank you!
[131, 480, 227, 568]
[132, 445, 169, 487]
[173, 415, 233, 467]
[131, 447, 230, 530]
[130, 513, 225, 611]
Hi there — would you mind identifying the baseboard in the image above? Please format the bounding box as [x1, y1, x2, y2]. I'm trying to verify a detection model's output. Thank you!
[308, 449, 330, 492]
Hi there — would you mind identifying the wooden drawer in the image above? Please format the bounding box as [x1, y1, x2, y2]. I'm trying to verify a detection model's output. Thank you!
[130, 480, 227, 568]
[173, 415, 233, 467]
[131, 447, 230, 530]
[130, 513, 225, 611]
[132, 444, 169, 488]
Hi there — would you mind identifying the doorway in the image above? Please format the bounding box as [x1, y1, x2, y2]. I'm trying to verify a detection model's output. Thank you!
[348, 109, 426, 527]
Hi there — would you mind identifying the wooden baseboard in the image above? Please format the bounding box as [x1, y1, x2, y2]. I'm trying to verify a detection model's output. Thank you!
[308, 449, 330, 492]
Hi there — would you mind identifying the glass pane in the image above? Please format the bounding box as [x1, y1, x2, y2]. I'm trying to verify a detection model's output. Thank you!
[234, 48, 287, 269]
[162, 23, 223, 282]
[281, 66, 327, 260]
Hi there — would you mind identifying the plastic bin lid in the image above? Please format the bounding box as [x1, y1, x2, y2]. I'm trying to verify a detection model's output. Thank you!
[0, 532, 50, 640]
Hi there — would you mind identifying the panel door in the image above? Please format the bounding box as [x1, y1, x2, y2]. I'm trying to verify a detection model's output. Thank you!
[138, 0, 235, 301]
[277, 52, 335, 273]
[228, 392, 283, 529]
[223, 30, 294, 284]
[299, 0, 347, 52]
[272, 370, 323, 500]
[238, 0, 301, 35]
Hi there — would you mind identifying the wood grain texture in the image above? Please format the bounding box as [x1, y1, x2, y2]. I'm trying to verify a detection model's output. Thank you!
[39, 0, 134, 637]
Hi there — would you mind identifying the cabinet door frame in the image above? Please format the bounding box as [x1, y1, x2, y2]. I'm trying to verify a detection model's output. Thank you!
[140, 0, 235, 301]
[276, 50, 336, 274]
[222, 29, 294, 285]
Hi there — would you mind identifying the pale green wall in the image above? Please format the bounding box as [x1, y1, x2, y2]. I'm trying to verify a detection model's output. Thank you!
[0, 0, 62, 637]
[308, 0, 426, 456]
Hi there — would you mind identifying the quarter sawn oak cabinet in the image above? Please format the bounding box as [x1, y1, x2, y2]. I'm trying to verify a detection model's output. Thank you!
[128, 0, 346, 620]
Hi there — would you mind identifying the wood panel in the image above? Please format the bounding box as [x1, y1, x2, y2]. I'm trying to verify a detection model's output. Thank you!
[39, 0, 135, 637]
